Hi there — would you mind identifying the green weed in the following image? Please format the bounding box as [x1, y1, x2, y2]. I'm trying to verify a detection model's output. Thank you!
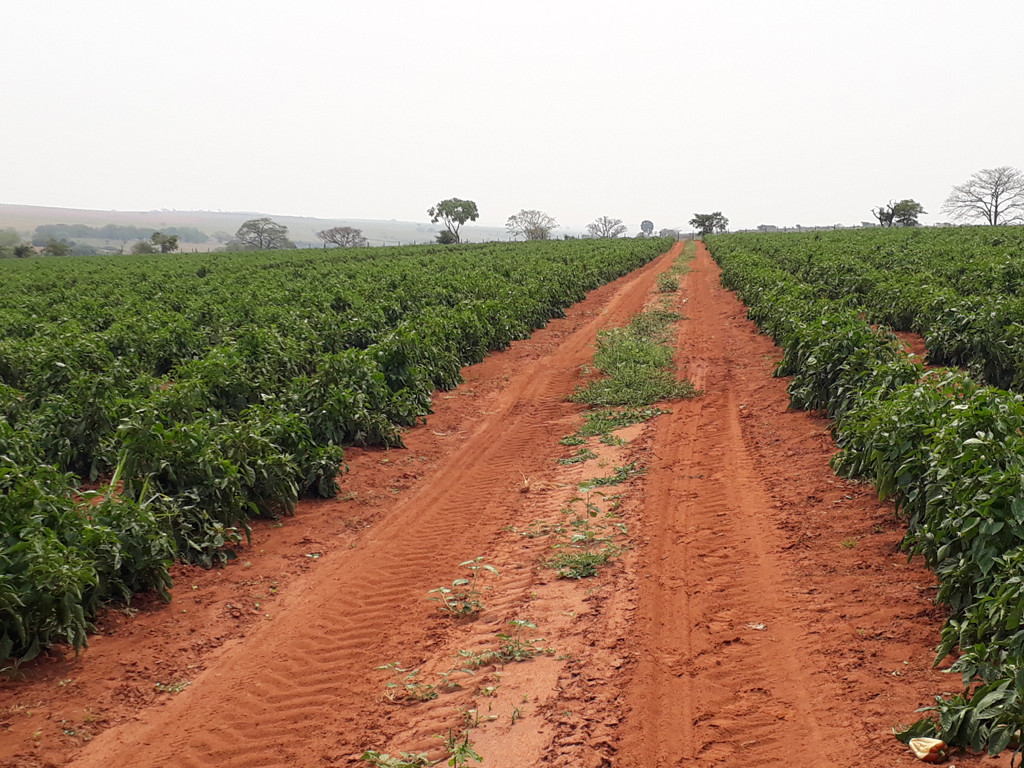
[545, 493, 623, 578]
[578, 405, 670, 437]
[429, 558, 498, 617]
[558, 448, 597, 465]
[583, 462, 645, 488]
[656, 273, 679, 293]
[360, 750, 433, 768]
[496, 619, 548, 662]
[570, 308, 697, 407]
[376, 662, 438, 702]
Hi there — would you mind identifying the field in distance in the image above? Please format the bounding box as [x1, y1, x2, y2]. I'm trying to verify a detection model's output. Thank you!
[0, 202, 514, 250]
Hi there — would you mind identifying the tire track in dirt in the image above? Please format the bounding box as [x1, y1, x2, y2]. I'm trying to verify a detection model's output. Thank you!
[64, 245, 685, 768]
[619, 244, 835, 765]
[615, 243, 973, 767]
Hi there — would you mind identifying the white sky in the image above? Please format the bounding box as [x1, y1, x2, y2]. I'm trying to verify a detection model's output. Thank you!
[2, 0, 1022, 233]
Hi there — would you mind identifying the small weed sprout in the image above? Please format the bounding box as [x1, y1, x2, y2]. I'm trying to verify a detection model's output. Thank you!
[497, 619, 548, 662]
[545, 492, 623, 579]
[511, 520, 561, 539]
[598, 432, 627, 447]
[154, 680, 192, 694]
[429, 558, 499, 617]
[360, 750, 434, 768]
[558, 448, 598, 466]
[439, 731, 483, 768]
[438, 666, 472, 691]
[376, 662, 438, 702]
[450, 738, 482, 768]
[583, 461, 645, 488]
[460, 707, 496, 729]
[457, 648, 503, 669]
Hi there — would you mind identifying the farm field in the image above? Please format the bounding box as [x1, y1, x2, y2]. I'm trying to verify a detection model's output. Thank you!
[2, 239, 1004, 767]
[709, 226, 1024, 391]
[0, 238, 670, 663]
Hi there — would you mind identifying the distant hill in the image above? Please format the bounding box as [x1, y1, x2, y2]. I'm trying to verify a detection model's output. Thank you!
[0, 203, 516, 251]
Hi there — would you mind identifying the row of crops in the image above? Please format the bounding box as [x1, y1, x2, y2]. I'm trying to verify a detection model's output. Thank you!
[727, 226, 1024, 391]
[705, 227, 1024, 756]
[0, 237, 673, 662]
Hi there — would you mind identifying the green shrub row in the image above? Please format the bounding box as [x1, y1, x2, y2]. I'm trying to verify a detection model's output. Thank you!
[708, 227, 1024, 391]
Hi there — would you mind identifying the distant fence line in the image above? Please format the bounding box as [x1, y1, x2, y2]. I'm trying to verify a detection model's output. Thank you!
[309, 233, 688, 249]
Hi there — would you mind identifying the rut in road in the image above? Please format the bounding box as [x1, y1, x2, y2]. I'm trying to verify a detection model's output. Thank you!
[615, 243, 959, 768]
[65, 245, 685, 768]
[619, 243, 834, 765]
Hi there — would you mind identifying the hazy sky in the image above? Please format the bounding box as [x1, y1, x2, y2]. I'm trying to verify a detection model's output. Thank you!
[3, 0, 1022, 233]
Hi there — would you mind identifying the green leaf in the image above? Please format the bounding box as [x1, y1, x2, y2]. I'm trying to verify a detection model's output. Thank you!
[988, 725, 1015, 756]
[893, 718, 939, 744]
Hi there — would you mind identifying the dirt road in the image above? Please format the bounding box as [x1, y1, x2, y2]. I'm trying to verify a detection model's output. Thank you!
[615, 245, 973, 766]
[2, 243, 997, 767]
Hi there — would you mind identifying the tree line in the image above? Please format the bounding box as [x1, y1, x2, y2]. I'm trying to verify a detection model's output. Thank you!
[426, 197, 666, 244]
[231, 200, 662, 252]
[32, 223, 208, 245]
[12, 164, 1018, 260]
[870, 166, 1023, 229]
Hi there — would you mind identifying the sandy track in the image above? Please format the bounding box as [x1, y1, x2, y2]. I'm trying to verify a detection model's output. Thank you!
[616, 244, 999, 767]
[2, 241, 1002, 768]
[619, 245, 838, 764]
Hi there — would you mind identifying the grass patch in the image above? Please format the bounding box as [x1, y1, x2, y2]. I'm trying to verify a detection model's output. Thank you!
[545, 549, 619, 579]
[656, 273, 679, 293]
[668, 249, 694, 275]
[629, 307, 682, 338]
[583, 462, 645, 488]
[543, 492, 624, 579]
[570, 308, 697, 407]
[558, 405, 670, 450]
[558, 448, 598, 466]
[578, 405, 671, 436]
[655, 245, 694, 293]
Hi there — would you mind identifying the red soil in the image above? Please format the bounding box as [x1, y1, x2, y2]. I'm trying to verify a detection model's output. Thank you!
[0, 243, 1002, 767]
[894, 330, 930, 362]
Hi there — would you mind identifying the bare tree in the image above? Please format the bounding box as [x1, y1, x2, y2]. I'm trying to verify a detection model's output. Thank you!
[586, 216, 628, 238]
[942, 166, 1024, 226]
[872, 201, 896, 228]
[317, 226, 368, 248]
[506, 209, 558, 240]
[872, 199, 925, 228]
